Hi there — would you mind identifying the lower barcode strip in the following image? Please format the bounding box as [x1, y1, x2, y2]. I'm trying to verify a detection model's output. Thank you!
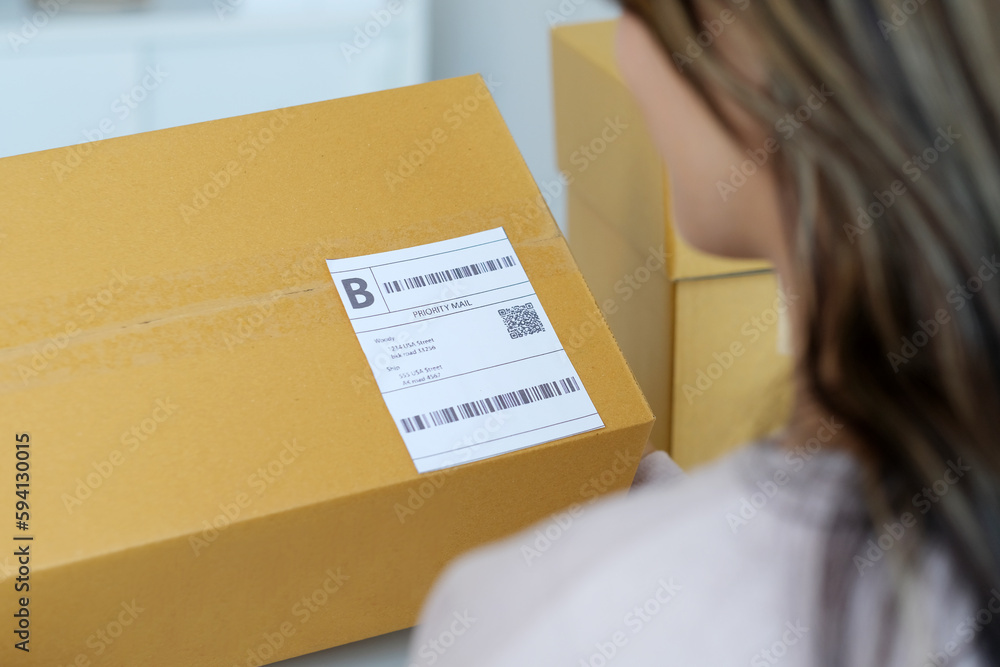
[399, 376, 581, 433]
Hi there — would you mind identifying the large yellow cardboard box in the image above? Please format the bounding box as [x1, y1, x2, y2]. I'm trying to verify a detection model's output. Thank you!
[553, 20, 792, 467]
[0, 75, 653, 666]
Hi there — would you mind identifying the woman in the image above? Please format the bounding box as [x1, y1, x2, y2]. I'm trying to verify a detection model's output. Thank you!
[407, 1, 1000, 664]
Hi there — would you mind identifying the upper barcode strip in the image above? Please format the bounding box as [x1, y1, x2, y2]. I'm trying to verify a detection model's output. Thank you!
[382, 255, 516, 294]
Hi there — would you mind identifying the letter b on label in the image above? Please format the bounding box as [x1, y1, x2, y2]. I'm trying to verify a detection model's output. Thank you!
[342, 278, 374, 309]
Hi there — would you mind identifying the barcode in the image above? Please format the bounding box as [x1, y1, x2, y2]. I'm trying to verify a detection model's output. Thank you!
[383, 255, 516, 294]
[399, 376, 581, 433]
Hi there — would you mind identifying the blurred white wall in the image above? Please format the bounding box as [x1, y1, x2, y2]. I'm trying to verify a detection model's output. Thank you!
[431, 0, 621, 232]
[0, 0, 431, 158]
[0, 0, 620, 231]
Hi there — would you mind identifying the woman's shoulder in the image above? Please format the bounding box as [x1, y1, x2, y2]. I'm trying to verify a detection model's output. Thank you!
[430, 437, 862, 589]
[409, 439, 860, 666]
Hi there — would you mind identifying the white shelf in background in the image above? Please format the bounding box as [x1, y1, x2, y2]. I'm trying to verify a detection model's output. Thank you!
[0, 0, 430, 158]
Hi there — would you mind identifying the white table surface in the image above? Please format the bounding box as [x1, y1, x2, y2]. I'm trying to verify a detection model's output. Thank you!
[275, 629, 412, 666]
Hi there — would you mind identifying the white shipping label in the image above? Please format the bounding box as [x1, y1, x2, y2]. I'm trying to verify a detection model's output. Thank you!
[326, 227, 604, 473]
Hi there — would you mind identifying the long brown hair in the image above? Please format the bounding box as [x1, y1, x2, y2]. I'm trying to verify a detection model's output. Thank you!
[619, 0, 1000, 663]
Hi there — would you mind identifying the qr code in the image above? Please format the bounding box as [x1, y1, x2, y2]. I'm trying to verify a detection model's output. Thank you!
[498, 302, 545, 339]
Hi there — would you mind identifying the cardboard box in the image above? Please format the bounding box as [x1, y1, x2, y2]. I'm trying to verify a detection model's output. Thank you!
[0, 75, 653, 666]
[553, 20, 792, 467]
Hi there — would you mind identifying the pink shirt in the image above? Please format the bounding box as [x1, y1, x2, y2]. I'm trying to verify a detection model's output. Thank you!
[407, 440, 985, 666]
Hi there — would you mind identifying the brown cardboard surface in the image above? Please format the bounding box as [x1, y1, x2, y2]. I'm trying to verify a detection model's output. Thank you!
[0, 75, 653, 666]
[567, 194, 672, 452]
[671, 273, 793, 468]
